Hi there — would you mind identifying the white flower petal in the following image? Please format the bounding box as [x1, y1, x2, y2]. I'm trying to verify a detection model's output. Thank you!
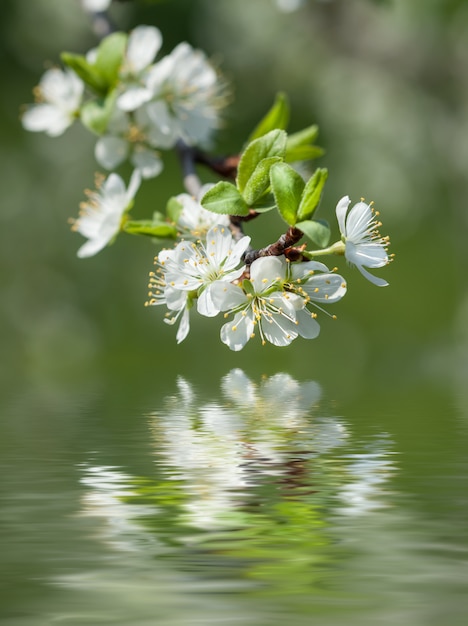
[303, 274, 347, 303]
[290, 260, 330, 280]
[346, 241, 388, 268]
[335, 195, 350, 236]
[356, 265, 389, 287]
[165, 287, 187, 311]
[197, 285, 222, 318]
[345, 201, 373, 240]
[125, 169, 142, 203]
[205, 225, 232, 265]
[126, 26, 162, 74]
[210, 282, 247, 312]
[176, 307, 190, 343]
[95, 136, 129, 170]
[22, 104, 71, 137]
[130, 148, 163, 179]
[39, 68, 83, 110]
[220, 311, 254, 351]
[77, 236, 108, 259]
[295, 309, 321, 339]
[261, 314, 298, 347]
[250, 256, 286, 292]
[117, 86, 153, 111]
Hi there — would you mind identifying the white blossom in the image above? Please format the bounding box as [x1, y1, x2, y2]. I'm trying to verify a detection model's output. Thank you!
[117, 26, 163, 112]
[162, 225, 250, 318]
[72, 170, 141, 258]
[22, 68, 84, 137]
[174, 184, 230, 237]
[336, 195, 390, 287]
[214, 256, 346, 351]
[146, 249, 193, 344]
[94, 108, 163, 179]
[143, 42, 226, 147]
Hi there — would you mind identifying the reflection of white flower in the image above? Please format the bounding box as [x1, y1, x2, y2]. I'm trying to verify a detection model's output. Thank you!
[22, 68, 84, 137]
[222, 369, 321, 422]
[175, 184, 230, 237]
[337, 439, 397, 516]
[117, 26, 163, 112]
[72, 170, 141, 258]
[144, 43, 226, 147]
[147, 373, 349, 529]
[80, 464, 156, 552]
[336, 195, 390, 287]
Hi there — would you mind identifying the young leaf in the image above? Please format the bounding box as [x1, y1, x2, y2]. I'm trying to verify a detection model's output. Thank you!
[61, 53, 107, 95]
[270, 162, 305, 226]
[296, 168, 328, 221]
[124, 220, 177, 239]
[242, 156, 282, 205]
[248, 92, 290, 143]
[166, 197, 183, 224]
[94, 32, 128, 89]
[201, 181, 250, 216]
[286, 124, 323, 162]
[251, 193, 277, 213]
[237, 129, 287, 194]
[80, 91, 116, 135]
[295, 219, 331, 248]
[286, 145, 325, 162]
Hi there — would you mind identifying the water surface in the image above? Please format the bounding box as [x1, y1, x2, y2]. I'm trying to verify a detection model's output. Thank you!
[2, 367, 467, 626]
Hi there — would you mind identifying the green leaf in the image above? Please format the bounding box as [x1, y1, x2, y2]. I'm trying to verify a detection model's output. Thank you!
[248, 92, 290, 143]
[270, 162, 305, 226]
[251, 193, 277, 213]
[297, 168, 328, 221]
[124, 220, 177, 239]
[286, 145, 325, 162]
[242, 156, 282, 205]
[286, 124, 323, 162]
[80, 91, 116, 135]
[201, 181, 250, 216]
[296, 219, 331, 248]
[61, 52, 107, 95]
[166, 197, 183, 224]
[94, 32, 128, 89]
[237, 129, 287, 194]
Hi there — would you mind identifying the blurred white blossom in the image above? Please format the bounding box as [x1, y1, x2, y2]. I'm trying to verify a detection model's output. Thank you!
[22, 68, 83, 137]
[72, 170, 141, 258]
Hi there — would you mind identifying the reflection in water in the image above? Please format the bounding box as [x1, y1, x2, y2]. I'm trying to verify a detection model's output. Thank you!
[79, 370, 397, 600]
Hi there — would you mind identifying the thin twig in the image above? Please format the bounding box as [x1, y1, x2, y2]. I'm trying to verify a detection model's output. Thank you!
[193, 150, 240, 180]
[175, 140, 203, 197]
[80, 1, 115, 38]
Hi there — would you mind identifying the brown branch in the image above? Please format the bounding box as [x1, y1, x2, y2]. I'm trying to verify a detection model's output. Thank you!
[193, 150, 240, 180]
[244, 227, 304, 265]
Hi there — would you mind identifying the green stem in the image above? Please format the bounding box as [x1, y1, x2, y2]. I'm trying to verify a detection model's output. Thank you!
[302, 240, 345, 259]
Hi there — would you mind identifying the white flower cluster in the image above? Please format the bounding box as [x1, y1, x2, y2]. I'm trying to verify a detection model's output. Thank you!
[22, 16, 392, 351]
[146, 223, 347, 350]
[22, 25, 225, 179]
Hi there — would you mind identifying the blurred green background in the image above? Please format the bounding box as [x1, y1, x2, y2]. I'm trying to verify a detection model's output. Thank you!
[2, 3, 468, 623]
[1, 0, 467, 403]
